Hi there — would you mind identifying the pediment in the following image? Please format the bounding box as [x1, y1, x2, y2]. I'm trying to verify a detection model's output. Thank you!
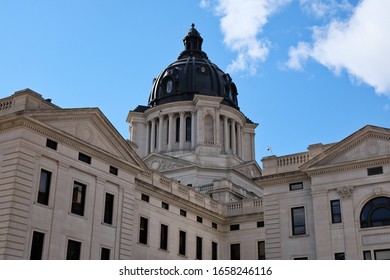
[28, 108, 146, 168]
[144, 153, 193, 173]
[301, 126, 390, 170]
[235, 161, 262, 179]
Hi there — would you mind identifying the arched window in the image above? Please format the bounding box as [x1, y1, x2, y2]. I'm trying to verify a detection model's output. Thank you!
[185, 117, 191, 142]
[360, 196, 390, 228]
[175, 117, 180, 142]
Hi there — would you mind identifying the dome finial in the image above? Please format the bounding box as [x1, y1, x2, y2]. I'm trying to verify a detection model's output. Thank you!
[191, 23, 195, 28]
[179, 24, 207, 59]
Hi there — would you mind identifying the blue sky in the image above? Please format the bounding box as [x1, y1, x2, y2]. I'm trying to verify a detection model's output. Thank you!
[1, 0, 389, 164]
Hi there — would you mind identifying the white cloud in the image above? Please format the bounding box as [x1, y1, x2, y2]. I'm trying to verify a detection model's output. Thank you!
[286, 0, 390, 96]
[201, 0, 291, 75]
[299, 0, 353, 19]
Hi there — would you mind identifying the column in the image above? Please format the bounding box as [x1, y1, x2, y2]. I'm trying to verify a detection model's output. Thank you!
[223, 116, 229, 152]
[150, 118, 156, 153]
[179, 112, 185, 149]
[237, 124, 242, 157]
[231, 120, 237, 155]
[158, 115, 164, 152]
[168, 113, 174, 151]
[215, 110, 220, 145]
[145, 121, 150, 155]
[191, 111, 196, 149]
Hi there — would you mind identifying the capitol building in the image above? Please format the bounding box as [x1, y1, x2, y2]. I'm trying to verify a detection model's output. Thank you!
[0, 25, 389, 260]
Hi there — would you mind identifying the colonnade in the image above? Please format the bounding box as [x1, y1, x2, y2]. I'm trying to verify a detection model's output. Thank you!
[145, 111, 246, 158]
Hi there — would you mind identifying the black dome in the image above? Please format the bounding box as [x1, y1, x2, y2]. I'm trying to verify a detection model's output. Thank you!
[148, 24, 239, 109]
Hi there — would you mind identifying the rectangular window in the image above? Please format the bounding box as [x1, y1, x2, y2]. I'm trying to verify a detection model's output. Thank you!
[196, 216, 203, 223]
[335, 252, 345, 260]
[46, 139, 58, 150]
[292, 207, 306, 236]
[101, 247, 110, 260]
[258, 241, 266, 260]
[162, 202, 169, 210]
[363, 250, 372, 260]
[37, 169, 52, 205]
[179, 230, 186, 256]
[212, 242, 218, 260]
[212, 222, 218, 229]
[160, 224, 168, 251]
[139, 217, 148, 245]
[66, 239, 81, 260]
[367, 166, 383, 176]
[374, 249, 390, 260]
[78, 152, 91, 164]
[294, 257, 308, 260]
[257, 221, 265, 228]
[71, 181, 86, 216]
[30, 231, 45, 260]
[230, 243, 240, 260]
[104, 193, 114, 225]
[196, 236, 203, 260]
[180, 209, 187, 217]
[141, 193, 149, 202]
[230, 224, 240, 231]
[331, 199, 342, 224]
[109, 166, 118, 176]
[290, 182, 303, 191]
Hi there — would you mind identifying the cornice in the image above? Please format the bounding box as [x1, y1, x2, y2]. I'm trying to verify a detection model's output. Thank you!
[256, 171, 310, 187]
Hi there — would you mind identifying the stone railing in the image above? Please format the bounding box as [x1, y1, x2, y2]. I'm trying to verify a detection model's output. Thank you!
[137, 171, 224, 215]
[224, 198, 263, 216]
[277, 153, 310, 167]
[0, 98, 13, 111]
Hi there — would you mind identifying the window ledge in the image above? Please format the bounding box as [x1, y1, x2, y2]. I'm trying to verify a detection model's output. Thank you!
[289, 234, 310, 239]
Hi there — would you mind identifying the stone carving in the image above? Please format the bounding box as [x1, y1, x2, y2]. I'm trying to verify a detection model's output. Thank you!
[337, 186, 354, 199]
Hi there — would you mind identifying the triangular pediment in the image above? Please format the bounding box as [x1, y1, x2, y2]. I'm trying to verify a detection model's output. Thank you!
[144, 153, 194, 173]
[235, 161, 262, 179]
[301, 125, 390, 170]
[27, 108, 146, 169]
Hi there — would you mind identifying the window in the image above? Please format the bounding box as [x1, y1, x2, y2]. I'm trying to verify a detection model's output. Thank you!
[139, 217, 148, 245]
[196, 236, 203, 260]
[78, 152, 91, 164]
[363, 250, 372, 260]
[294, 257, 308, 260]
[141, 193, 149, 202]
[162, 202, 169, 210]
[160, 224, 168, 251]
[257, 221, 265, 228]
[331, 200, 342, 224]
[335, 252, 345, 260]
[258, 241, 266, 260]
[212, 242, 218, 260]
[212, 222, 218, 229]
[109, 166, 118, 176]
[176, 118, 180, 142]
[30, 231, 45, 260]
[292, 207, 306, 235]
[290, 182, 303, 191]
[374, 249, 390, 260]
[46, 139, 58, 150]
[101, 247, 110, 260]
[104, 193, 114, 225]
[180, 209, 187, 217]
[179, 230, 186, 256]
[71, 182, 86, 216]
[230, 243, 240, 260]
[230, 224, 240, 231]
[367, 166, 383, 176]
[37, 169, 52, 205]
[185, 117, 191, 142]
[66, 239, 81, 260]
[360, 196, 390, 228]
[197, 216, 203, 223]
